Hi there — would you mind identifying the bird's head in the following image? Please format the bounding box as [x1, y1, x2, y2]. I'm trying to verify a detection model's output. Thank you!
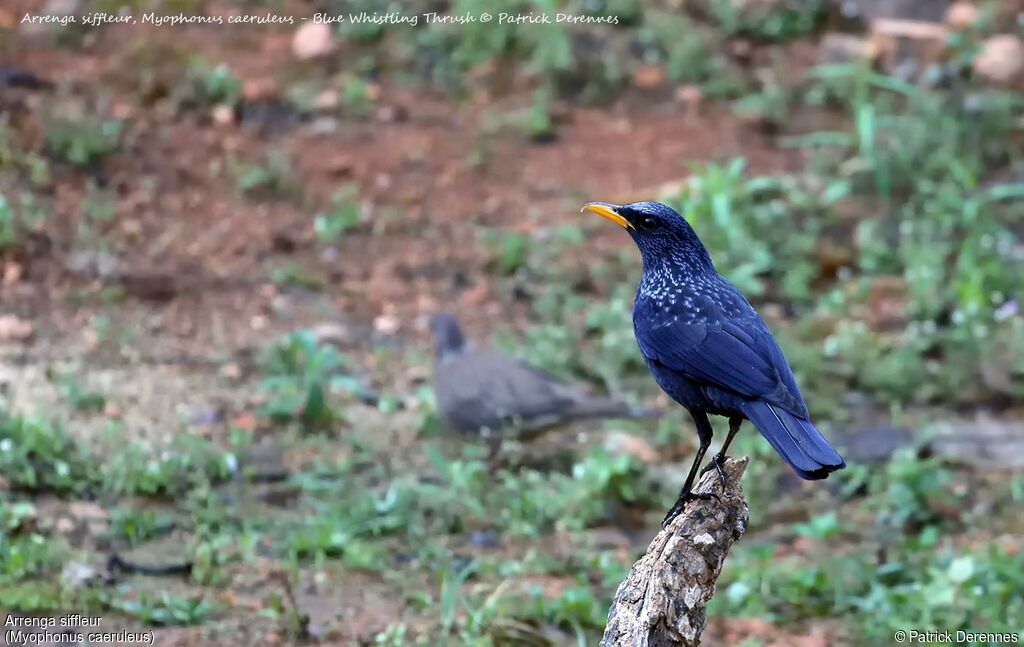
[582, 201, 713, 270]
[428, 312, 468, 359]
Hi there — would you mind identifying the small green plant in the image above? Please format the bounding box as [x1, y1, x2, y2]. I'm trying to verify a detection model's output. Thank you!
[185, 58, 242, 108]
[230, 151, 298, 201]
[0, 499, 69, 587]
[481, 229, 530, 275]
[109, 506, 176, 546]
[342, 75, 377, 117]
[0, 192, 46, 251]
[314, 183, 362, 242]
[111, 592, 218, 625]
[260, 330, 363, 427]
[49, 371, 107, 413]
[707, 0, 826, 41]
[531, 584, 606, 643]
[104, 436, 237, 497]
[0, 410, 94, 494]
[518, 83, 557, 142]
[271, 262, 324, 291]
[45, 117, 123, 168]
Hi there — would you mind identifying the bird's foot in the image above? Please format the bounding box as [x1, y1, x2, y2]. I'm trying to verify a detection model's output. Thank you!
[699, 453, 730, 489]
[661, 490, 718, 529]
[485, 437, 505, 473]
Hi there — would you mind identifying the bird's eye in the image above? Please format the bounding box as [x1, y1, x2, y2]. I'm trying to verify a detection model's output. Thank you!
[638, 216, 658, 229]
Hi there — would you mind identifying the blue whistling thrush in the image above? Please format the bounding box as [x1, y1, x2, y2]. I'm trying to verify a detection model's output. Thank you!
[583, 201, 845, 526]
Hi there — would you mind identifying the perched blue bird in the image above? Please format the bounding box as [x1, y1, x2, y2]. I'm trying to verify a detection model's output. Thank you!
[583, 201, 845, 526]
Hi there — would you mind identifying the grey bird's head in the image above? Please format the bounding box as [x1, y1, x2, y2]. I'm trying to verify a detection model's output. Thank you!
[429, 312, 468, 360]
[582, 201, 713, 271]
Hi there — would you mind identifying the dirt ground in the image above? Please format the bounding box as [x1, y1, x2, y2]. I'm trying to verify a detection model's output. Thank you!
[1, 8, 800, 443]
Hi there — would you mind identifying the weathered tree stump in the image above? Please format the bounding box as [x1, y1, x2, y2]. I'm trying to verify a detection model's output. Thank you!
[601, 457, 749, 647]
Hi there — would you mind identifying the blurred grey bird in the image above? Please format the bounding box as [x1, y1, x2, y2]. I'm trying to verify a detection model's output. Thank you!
[429, 313, 658, 458]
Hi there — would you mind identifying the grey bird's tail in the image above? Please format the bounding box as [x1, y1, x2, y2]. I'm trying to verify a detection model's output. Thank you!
[741, 401, 845, 480]
[569, 397, 662, 421]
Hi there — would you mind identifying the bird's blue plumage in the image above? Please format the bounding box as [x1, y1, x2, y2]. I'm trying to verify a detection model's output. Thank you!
[604, 201, 845, 480]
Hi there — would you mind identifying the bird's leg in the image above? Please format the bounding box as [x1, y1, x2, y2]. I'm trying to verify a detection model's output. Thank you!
[700, 416, 743, 488]
[485, 434, 504, 473]
[662, 411, 716, 528]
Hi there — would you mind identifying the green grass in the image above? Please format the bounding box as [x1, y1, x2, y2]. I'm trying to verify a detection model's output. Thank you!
[184, 58, 243, 108]
[44, 116, 123, 168]
[230, 151, 300, 201]
[258, 329, 363, 427]
[313, 183, 363, 243]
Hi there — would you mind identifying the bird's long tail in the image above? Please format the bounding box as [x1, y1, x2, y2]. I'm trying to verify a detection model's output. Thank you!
[741, 401, 845, 480]
[570, 397, 662, 421]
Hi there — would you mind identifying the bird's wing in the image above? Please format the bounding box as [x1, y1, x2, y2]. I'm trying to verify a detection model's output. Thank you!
[635, 291, 809, 418]
[436, 350, 578, 431]
[486, 352, 583, 421]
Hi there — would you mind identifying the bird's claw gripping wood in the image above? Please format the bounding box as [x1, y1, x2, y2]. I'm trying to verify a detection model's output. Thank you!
[700, 453, 730, 489]
[661, 490, 719, 529]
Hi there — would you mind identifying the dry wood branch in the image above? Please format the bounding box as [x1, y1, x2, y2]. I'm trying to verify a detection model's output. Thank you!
[601, 457, 749, 647]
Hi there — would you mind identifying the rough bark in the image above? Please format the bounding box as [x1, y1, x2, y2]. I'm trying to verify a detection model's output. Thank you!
[600, 457, 749, 647]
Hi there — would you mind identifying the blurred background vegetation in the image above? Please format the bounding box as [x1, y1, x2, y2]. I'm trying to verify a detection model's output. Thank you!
[1, 0, 1023, 645]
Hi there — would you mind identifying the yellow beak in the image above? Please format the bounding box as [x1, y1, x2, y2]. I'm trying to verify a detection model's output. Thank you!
[581, 202, 632, 229]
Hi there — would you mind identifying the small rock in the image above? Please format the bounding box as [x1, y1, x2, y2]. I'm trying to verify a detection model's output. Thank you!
[674, 84, 703, 107]
[820, 33, 876, 65]
[973, 35, 1024, 85]
[314, 89, 339, 111]
[3, 262, 23, 286]
[376, 104, 407, 123]
[257, 482, 301, 506]
[467, 530, 501, 549]
[0, 315, 33, 342]
[945, 2, 978, 28]
[730, 38, 754, 62]
[188, 407, 226, 426]
[866, 275, 909, 331]
[220, 362, 243, 380]
[632, 64, 666, 89]
[311, 322, 353, 346]
[309, 116, 340, 135]
[324, 154, 353, 176]
[242, 77, 279, 101]
[373, 314, 401, 335]
[61, 561, 99, 589]
[65, 250, 123, 279]
[231, 412, 260, 431]
[119, 271, 178, 301]
[212, 103, 235, 126]
[120, 218, 144, 238]
[292, 22, 335, 60]
[604, 431, 661, 465]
